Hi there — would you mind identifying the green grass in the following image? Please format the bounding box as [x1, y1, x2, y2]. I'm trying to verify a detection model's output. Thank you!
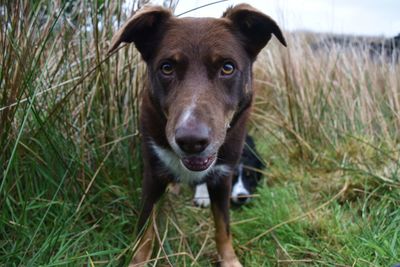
[1, 1, 399, 266]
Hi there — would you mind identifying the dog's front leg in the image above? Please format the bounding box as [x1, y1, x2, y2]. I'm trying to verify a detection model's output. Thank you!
[207, 177, 242, 267]
[130, 172, 168, 267]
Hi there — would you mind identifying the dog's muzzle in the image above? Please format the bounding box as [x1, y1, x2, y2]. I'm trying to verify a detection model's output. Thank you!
[181, 154, 216, 172]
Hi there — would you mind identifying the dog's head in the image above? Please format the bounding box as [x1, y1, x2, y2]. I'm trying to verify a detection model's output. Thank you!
[231, 135, 265, 205]
[110, 4, 285, 174]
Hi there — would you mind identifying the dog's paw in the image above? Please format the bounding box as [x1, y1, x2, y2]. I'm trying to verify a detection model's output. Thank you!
[193, 196, 210, 208]
[219, 259, 243, 267]
[193, 183, 210, 208]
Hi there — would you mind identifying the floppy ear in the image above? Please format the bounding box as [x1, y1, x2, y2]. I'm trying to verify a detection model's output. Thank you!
[223, 4, 286, 59]
[109, 6, 172, 61]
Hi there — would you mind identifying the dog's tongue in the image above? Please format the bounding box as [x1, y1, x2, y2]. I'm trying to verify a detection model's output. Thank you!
[181, 156, 215, 172]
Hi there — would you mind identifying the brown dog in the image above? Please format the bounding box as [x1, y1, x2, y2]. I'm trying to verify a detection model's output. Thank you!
[109, 4, 286, 267]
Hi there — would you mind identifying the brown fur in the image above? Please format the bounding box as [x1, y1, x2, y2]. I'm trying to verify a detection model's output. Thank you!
[110, 4, 286, 267]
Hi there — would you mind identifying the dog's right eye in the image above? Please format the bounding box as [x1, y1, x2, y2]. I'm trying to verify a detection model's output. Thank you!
[160, 62, 174, 75]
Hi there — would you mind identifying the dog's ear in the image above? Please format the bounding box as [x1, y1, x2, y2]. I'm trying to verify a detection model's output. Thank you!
[223, 4, 286, 59]
[109, 6, 172, 60]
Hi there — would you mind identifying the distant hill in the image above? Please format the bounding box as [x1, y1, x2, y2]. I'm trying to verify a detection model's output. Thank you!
[308, 32, 400, 62]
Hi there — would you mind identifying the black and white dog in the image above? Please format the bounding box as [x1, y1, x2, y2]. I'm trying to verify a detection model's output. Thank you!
[194, 135, 265, 207]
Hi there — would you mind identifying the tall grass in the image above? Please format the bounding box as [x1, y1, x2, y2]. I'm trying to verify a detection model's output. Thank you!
[1, 1, 399, 266]
[252, 33, 400, 186]
[1, 1, 146, 265]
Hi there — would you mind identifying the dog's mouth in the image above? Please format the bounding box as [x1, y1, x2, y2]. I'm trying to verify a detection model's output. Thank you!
[181, 155, 216, 172]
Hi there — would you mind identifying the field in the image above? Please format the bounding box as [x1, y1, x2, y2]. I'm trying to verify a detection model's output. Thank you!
[1, 1, 399, 266]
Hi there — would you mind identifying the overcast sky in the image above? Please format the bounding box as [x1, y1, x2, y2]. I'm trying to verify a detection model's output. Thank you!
[160, 0, 400, 37]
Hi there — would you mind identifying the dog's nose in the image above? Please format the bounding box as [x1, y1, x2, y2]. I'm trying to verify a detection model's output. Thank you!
[232, 193, 249, 205]
[175, 123, 210, 154]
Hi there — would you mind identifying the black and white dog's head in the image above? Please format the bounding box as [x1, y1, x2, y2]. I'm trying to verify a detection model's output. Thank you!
[231, 135, 265, 205]
[193, 134, 265, 207]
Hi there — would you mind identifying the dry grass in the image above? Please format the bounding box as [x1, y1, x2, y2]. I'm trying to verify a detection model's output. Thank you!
[253, 32, 400, 146]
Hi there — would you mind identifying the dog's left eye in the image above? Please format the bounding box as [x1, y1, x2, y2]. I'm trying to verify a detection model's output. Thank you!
[221, 62, 235, 76]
